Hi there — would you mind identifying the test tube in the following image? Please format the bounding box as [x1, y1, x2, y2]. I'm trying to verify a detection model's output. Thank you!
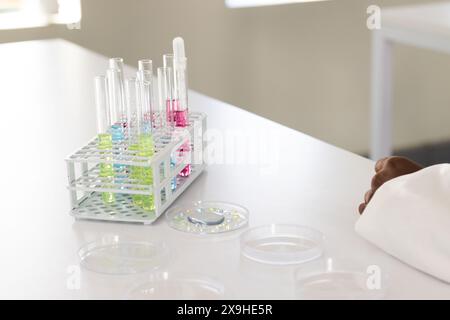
[138, 59, 152, 74]
[108, 58, 126, 125]
[107, 68, 125, 141]
[173, 38, 191, 177]
[173, 38, 189, 127]
[137, 59, 153, 123]
[94, 76, 115, 204]
[137, 70, 154, 132]
[125, 77, 143, 205]
[163, 54, 174, 68]
[157, 67, 174, 129]
[163, 54, 175, 123]
[134, 75, 155, 212]
[172, 57, 189, 127]
[95, 76, 111, 141]
[158, 67, 177, 191]
[163, 53, 178, 182]
[125, 77, 141, 137]
[109, 57, 124, 71]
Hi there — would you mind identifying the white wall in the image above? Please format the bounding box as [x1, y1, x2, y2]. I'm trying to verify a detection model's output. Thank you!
[1, 0, 450, 154]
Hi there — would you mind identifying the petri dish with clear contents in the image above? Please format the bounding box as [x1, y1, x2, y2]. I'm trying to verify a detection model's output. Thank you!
[128, 274, 225, 299]
[240, 224, 324, 265]
[78, 237, 168, 275]
[295, 270, 387, 300]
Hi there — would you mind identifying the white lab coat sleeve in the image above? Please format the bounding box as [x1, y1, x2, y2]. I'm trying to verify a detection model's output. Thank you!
[355, 164, 450, 283]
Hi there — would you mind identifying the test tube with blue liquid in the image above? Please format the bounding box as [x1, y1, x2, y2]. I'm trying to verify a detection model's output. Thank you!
[107, 58, 127, 174]
[108, 57, 126, 137]
[94, 76, 115, 204]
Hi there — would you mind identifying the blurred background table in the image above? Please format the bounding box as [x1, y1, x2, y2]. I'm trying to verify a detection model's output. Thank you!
[371, 2, 450, 160]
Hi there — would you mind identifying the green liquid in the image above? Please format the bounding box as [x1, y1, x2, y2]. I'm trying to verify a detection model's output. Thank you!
[129, 144, 143, 206]
[137, 133, 155, 211]
[98, 133, 115, 204]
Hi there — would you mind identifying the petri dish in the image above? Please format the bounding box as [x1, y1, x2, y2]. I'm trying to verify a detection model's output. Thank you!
[165, 201, 249, 234]
[78, 238, 168, 275]
[295, 271, 387, 300]
[128, 274, 225, 299]
[240, 224, 324, 265]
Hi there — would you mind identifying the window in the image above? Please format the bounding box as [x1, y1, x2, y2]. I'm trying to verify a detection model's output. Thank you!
[0, 0, 81, 30]
[225, 0, 330, 9]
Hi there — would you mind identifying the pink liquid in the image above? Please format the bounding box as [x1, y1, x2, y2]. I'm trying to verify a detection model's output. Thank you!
[178, 141, 191, 177]
[174, 110, 189, 127]
[172, 100, 191, 176]
[179, 164, 191, 177]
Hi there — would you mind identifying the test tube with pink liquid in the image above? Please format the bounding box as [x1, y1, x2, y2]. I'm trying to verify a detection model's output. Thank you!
[172, 37, 191, 177]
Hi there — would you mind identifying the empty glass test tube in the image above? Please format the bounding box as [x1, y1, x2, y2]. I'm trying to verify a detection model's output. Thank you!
[158, 67, 177, 191]
[125, 77, 141, 136]
[137, 69, 155, 131]
[163, 54, 175, 124]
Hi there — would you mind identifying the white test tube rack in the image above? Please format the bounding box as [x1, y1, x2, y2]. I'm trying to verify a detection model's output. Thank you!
[65, 112, 206, 225]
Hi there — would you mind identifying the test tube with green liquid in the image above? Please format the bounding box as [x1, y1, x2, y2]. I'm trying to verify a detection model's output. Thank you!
[135, 75, 155, 211]
[125, 77, 143, 206]
[94, 76, 115, 204]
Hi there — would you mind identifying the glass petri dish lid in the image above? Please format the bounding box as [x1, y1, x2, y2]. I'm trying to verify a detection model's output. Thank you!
[240, 224, 324, 265]
[295, 270, 387, 300]
[78, 237, 168, 275]
[128, 274, 225, 299]
[165, 200, 249, 234]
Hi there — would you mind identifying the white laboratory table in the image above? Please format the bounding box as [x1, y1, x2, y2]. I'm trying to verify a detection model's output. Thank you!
[371, 1, 450, 159]
[0, 39, 449, 299]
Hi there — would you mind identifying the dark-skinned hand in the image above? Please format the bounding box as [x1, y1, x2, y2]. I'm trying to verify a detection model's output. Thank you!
[358, 156, 424, 214]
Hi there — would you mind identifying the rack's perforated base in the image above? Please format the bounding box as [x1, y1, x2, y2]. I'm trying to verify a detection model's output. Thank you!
[71, 164, 205, 224]
[73, 193, 157, 223]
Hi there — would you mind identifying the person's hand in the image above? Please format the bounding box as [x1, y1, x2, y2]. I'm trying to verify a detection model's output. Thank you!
[358, 156, 424, 214]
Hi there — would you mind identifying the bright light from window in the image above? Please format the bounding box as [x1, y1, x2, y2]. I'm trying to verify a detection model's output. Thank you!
[52, 0, 81, 24]
[0, 0, 81, 30]
[225, 0, 330, 8]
